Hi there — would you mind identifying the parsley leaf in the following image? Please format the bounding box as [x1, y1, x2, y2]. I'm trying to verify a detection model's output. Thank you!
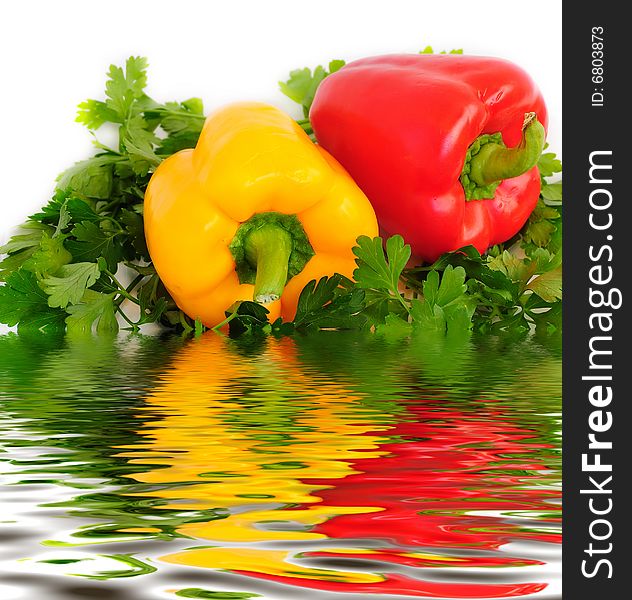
[541, 182, 562, 203]
[353, 235, 410, 295]
[76, 99, 119, 130]
[65, 197, 101, 223]
[57, 155, 116, 199]
[1, 56, 199, 333]
[29, 190, 72, 224]
[410, 266, 473, 332]
[526, 266, 562, 302]
[292, 274, 366, 331]
[120, 114, 161, 176]
[0, 222, 57, 281]
[21, 233, 72, 278]
[65, 221, 124, 271]
[538, 148, 563, 179]
[0, 269, 66, 332]
[41, 262, 101, 308]
[65, 290, 118, 334]
[419, 46, 464, 54]
[224, 301, 270, 337]
[279, 60, 346, 117]
[348, 235, 415, 328]
[522, 200, 561, 249]
[0, 221, 54, 255]
[104, 56, 150, 122]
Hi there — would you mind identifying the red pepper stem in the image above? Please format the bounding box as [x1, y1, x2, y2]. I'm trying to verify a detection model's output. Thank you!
[469, 113, 545, 186]
[243, 224, 293, 304]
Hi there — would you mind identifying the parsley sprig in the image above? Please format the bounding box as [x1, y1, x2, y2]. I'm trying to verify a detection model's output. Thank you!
[1, 57, 205, 334]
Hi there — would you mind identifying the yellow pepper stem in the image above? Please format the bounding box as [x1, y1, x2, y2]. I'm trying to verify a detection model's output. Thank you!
[243, 224, 293, 303]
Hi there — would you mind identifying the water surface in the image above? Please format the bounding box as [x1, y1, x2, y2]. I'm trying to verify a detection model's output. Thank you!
[0, 330, 561, 599]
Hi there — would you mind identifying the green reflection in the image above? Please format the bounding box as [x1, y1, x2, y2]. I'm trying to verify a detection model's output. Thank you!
[176, 590, 260, 599]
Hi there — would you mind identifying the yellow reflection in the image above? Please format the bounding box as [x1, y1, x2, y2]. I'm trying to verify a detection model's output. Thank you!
[163, 547, 383, 583]
[115, 334, 391, 580]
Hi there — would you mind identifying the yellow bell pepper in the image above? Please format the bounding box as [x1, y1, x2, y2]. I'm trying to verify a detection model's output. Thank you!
[144, 102, 378, 327]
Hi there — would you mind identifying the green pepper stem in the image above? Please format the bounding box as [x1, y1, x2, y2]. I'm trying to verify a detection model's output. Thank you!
[468, 113, 545, 186]
[243, 224, 293, 303]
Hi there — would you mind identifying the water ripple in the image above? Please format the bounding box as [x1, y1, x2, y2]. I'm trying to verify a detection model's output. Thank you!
[0, 331, 561, 599]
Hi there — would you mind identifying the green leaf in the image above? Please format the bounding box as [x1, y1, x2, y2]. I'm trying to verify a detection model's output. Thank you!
[444, 303, 475, 330]
[521, 199, 561, 248]
[91, 272, 119, 295]
[541, 181, 562, 203]
[66, 197, 101, 223]
[76, 99, 120, 130]
[0, 222, 56, 281]
[523, 219, 556, 248]
[293, 274, 346, 325]
[529, 247, 562, 274]
[104, 56, 149, 121]
[537, 150, 562, 179]
[422, 269, 440, 306]
[54, 201, 71, 236]
[353, 235, 410, 294]
[224, 301, 270, 336]
[0, 221, 54, 254]
[17, 309, 67, 334]
[144, 99, 205, 155]
[119, 209, 149, 259]
[487, 251, 535, 285]
[434, 264, 467, 306]
[41, 262, 101, 308]
[65, 290, 118, 334]
[410, 266, 472, 332]
[120, 114, 161, 176]
[29, 189, 70, 223]
[375, 313, 413, 336]
[149, 100, 205, 133]
[527, 266, 562, 302]
[419, 46, 463, 54]
[65, 221, 124, 271]
[21, 233, 72, 278]
[415, 246, 519, 300]
[0, 269, 66, 331]
[57, 156, 115, 199]
[39, 559, 86, 565]
[530, 301, 562, 333]
[134, 272, 171, 327]
[361, 289, 402, 327]
[0, 269, 46, 325]
[157, 129, 203, 155]
[292, 275, 366, 331]
[328, 59, 346, 74]
[279, 60, 345, 117]
[0, 250, 38, 282]
[410, 297, 445, 332]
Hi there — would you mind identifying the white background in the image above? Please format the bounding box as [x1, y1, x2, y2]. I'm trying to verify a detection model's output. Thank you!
[0, 0, 562, 244]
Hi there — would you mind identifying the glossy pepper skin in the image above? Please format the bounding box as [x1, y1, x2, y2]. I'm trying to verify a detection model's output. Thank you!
[144, 102, 378, 327]
[310, 54, 548, 263]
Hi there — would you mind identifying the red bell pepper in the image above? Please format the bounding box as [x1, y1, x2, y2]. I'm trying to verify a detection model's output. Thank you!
[310, 54, 548, 262]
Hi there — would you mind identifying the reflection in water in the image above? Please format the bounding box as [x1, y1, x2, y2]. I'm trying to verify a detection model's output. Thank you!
[0, 330, 561, 599]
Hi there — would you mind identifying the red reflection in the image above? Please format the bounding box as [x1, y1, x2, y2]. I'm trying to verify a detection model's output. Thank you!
[237, 401, 560, 598]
